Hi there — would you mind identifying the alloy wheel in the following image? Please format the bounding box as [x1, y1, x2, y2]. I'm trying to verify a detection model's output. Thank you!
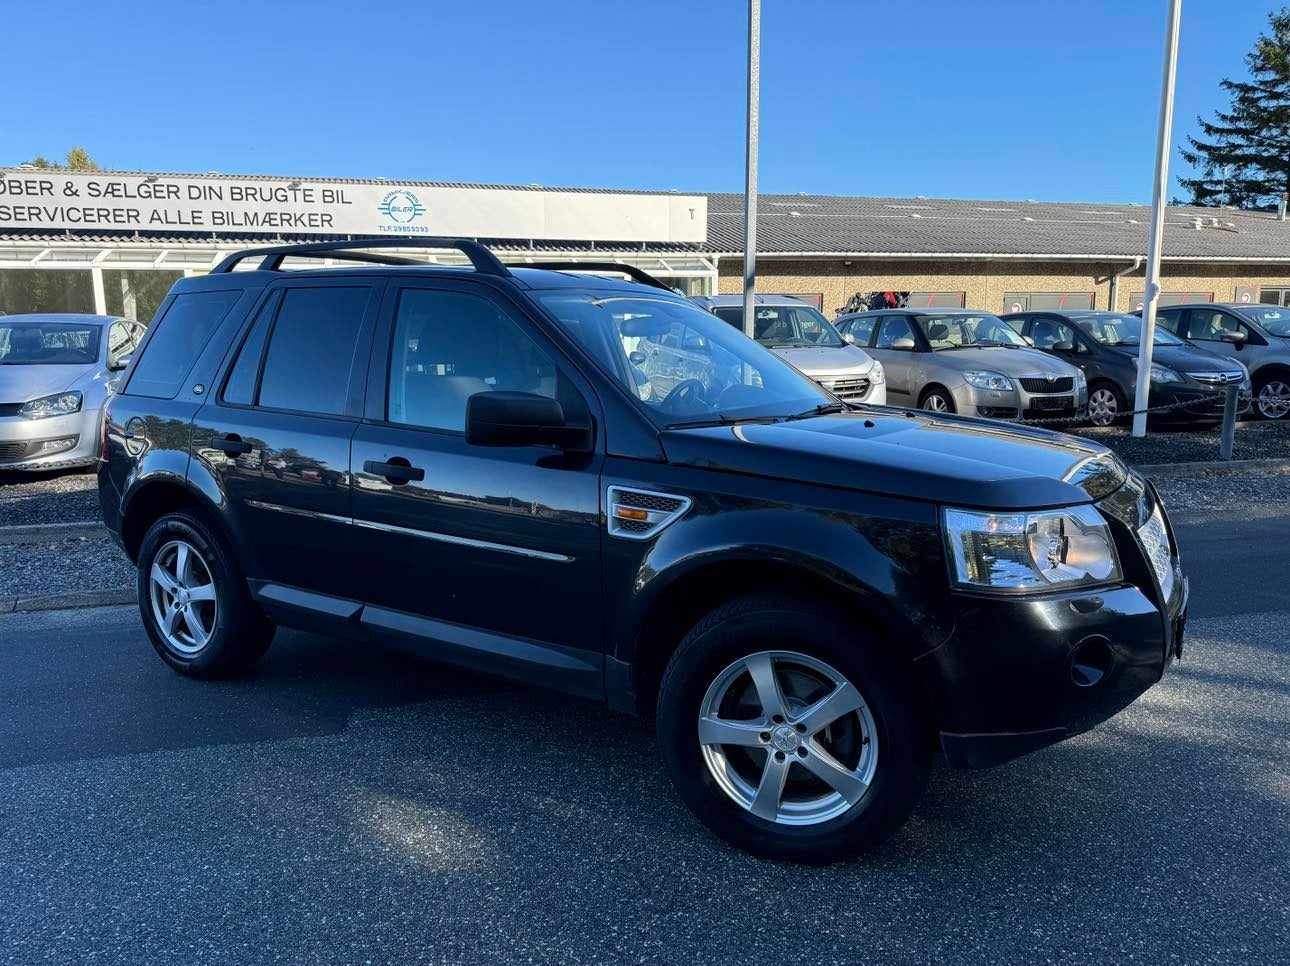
[148, 539, 218, 655]
[922, 393, 949, 413]
[1088, 387, 1120, 427]
[698, 650, 878, 826]
[1257, 380, 1290, 420]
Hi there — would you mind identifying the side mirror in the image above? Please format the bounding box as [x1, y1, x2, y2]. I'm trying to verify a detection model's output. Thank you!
[891, 337, 917, 350]
[108, 353, 133, 372]
[1052, 341, 1076, 353]
[465, 391, 592, 452]
[628, 350, 647, 366]
[842, 332, 857, 344]
[1220, 329, 1247, 345]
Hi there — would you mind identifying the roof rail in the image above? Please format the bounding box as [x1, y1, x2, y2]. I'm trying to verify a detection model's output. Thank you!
[508, 261, 673, 292]
[209, 237, 512, 276]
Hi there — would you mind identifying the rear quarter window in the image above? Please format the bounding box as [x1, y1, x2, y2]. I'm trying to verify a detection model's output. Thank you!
[126, 290, 242, 398]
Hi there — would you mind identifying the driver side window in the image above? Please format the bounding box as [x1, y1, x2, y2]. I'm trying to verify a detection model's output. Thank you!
[875, 316, 914, 349]
[1030, 317, 1080, 351]
[1186, 310, 1242, 342]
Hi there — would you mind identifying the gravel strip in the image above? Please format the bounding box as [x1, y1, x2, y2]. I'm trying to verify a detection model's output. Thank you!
[0, 469, 101, 527]
[0, 537, 133, 599]
[1150, 470, 1290, 517]
[1073, 419, 1290, 465]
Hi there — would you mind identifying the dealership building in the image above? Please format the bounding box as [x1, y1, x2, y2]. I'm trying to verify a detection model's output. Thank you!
[3, 167, 1289, 324]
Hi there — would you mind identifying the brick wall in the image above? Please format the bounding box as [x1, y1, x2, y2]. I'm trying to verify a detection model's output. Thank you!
[716, 257, 1290, 315]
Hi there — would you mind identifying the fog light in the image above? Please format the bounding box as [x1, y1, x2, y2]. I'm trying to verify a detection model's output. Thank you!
[35, 436, 77, 455]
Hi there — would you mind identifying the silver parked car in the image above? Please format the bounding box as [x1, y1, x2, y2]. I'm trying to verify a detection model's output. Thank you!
[834, 308, 1086, 420]
[1155, 302, 1290, 420]
[0, 314, 143, 471]
[690, 295, 886, 404]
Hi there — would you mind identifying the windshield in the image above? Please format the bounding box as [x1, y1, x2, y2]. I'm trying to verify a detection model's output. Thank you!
[1070, 313, 1183, 346]
[0, 321, 101, 365]
[1246, 306, 1290, 337]
[916, 313, 1027, 349]
[536, 292, 832, 426]
[712, 304, 845, 348]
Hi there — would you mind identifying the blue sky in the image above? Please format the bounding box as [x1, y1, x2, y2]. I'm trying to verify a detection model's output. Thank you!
[1, 0, 1275, 203]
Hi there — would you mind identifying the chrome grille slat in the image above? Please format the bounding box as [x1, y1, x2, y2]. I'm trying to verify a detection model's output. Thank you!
[1137, 503, 1175, 601]
[1018, 376, 1075, 394]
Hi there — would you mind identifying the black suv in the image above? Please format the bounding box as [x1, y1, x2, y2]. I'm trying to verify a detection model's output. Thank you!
[99, 238, 1188, 862]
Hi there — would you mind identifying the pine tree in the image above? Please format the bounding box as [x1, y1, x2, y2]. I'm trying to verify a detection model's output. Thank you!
[1179, 7, 1290, 209]
[20, 147, 100, 171]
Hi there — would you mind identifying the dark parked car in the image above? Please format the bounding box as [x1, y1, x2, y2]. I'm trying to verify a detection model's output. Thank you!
[99, 239, 1187, 862]
[1001, 310, 1249, 426]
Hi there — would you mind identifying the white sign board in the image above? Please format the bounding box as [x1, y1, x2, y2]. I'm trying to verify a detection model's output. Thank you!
[0, 171, 707, 243]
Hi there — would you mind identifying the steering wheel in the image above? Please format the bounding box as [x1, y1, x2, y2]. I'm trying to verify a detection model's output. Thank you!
[660, 378, 709, 415]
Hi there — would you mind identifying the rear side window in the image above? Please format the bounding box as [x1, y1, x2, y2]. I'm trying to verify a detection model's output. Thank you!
[127, 290, 241, 398]
[256, 287, 371, 415]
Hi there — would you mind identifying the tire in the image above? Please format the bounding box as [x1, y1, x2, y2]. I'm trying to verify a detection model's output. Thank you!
[136, 511, 275, 678]
[1253, 373, 1290, 421]
[1087, 382, 1126, 427]
[918, 387, 955, 414]
[656, 593, 933, 863]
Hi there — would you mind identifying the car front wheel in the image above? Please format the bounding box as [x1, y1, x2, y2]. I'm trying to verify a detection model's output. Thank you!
[656, 594, 932, 862]
[1087, 383, 1125, 427]
[1254, 375, 1290, 420]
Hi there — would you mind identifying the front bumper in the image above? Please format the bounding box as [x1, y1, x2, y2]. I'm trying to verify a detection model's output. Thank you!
[0, 409, 100, 470]
[1148, 382, 1245, 420]
[954, 382, 1088, 422]
[921, 477, 1186, 768]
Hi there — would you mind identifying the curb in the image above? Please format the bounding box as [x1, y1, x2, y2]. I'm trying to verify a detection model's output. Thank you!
[1134, 456, 1290, 479]
[0, 587, 135, 614]
[0, 521, 106, 546]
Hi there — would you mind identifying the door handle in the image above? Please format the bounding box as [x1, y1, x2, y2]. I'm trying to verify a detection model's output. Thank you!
[363, 458, 425, 484]
[210, 434, 252, 455]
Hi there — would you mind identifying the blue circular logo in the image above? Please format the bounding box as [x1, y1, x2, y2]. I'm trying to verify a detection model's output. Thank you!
[378, 190, 426, 225]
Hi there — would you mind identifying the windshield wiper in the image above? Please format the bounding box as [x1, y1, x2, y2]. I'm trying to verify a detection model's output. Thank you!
[664, 413, 787, 430]
[786, 402, 848, 420]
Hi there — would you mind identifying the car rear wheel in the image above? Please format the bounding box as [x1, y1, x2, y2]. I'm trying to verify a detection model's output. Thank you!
[137, 511, 275, 677]
[656, 594, 932, 862]
[1087, 383, 1125, 427]
[1254, 376, 1290, 420]
[919, 387, 955, 414]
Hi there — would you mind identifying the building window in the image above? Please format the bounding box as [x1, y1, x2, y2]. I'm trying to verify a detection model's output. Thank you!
[0, 269, 95, 314]
[1258, 287, 1290, 307]
[1002, 292, 1094, 313]
[103, 269, 186, 324]
[1128, 291, 1213, 311]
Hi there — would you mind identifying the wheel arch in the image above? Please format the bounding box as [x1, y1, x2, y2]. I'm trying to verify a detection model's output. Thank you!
[625, 554, 938, 727]
[120, 476, 227, 563]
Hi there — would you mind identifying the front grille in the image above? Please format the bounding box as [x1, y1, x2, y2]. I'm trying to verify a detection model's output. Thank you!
[1137, 503, 1175, 601]
[0, 440, 32, 461]
[1184, 371, 1244, 386]
[1019, 376, 1075, 393]
[825, 377, 871, 400]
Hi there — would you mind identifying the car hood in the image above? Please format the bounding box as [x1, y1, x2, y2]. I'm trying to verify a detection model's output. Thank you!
[929, 346, 1077, 376]
[0, 364, 91, 403]
[661, 409, 1122, 510]
[766, 343, 874, 376]
[1107, 343, 1244, 375]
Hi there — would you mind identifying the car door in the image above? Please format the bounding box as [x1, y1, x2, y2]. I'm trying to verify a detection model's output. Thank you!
[867, 314, 919, 401]
[190, 278, 383, 602]
[348, 279, 605, 696]
[1181, 308, 1266, 368]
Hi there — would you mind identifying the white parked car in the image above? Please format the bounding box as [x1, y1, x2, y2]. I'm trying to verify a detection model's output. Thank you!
[690, 295, 886, 405]
[0, 313, 143, 471]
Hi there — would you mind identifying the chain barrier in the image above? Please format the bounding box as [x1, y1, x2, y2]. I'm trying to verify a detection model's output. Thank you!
[1014, 390, 1253, 428]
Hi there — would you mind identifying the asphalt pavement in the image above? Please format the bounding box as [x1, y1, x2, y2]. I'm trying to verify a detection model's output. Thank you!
[0, 513, 1286, 965]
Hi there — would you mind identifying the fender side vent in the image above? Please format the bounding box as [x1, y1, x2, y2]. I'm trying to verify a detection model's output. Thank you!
[607, 486, 692, 540]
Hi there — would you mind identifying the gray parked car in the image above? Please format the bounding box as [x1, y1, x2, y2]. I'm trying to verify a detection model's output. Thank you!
[0, 313, 143, 471]
[834, 308, 1086, 420]
[690, 295, 886, 404]
[1154, 302, 1290, 420]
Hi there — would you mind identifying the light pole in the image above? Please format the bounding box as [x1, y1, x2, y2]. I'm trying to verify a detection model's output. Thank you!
[741, 0, 760, 339]
[1132, 0, 1183, 439]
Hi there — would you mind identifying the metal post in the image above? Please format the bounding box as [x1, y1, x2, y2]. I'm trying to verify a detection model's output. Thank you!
[741, 0, 760, 339]
[1132, 0, 1183, 438]
[1220, 384, 1238, 460]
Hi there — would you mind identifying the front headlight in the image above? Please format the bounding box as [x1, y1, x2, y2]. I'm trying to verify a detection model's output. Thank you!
[1150, 364, 1181, 384]
[868, 359, 885, 385]
[19, 391, 83, 419]
[943, 505, 1121, 592]
[964, 370, 1014, 391]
